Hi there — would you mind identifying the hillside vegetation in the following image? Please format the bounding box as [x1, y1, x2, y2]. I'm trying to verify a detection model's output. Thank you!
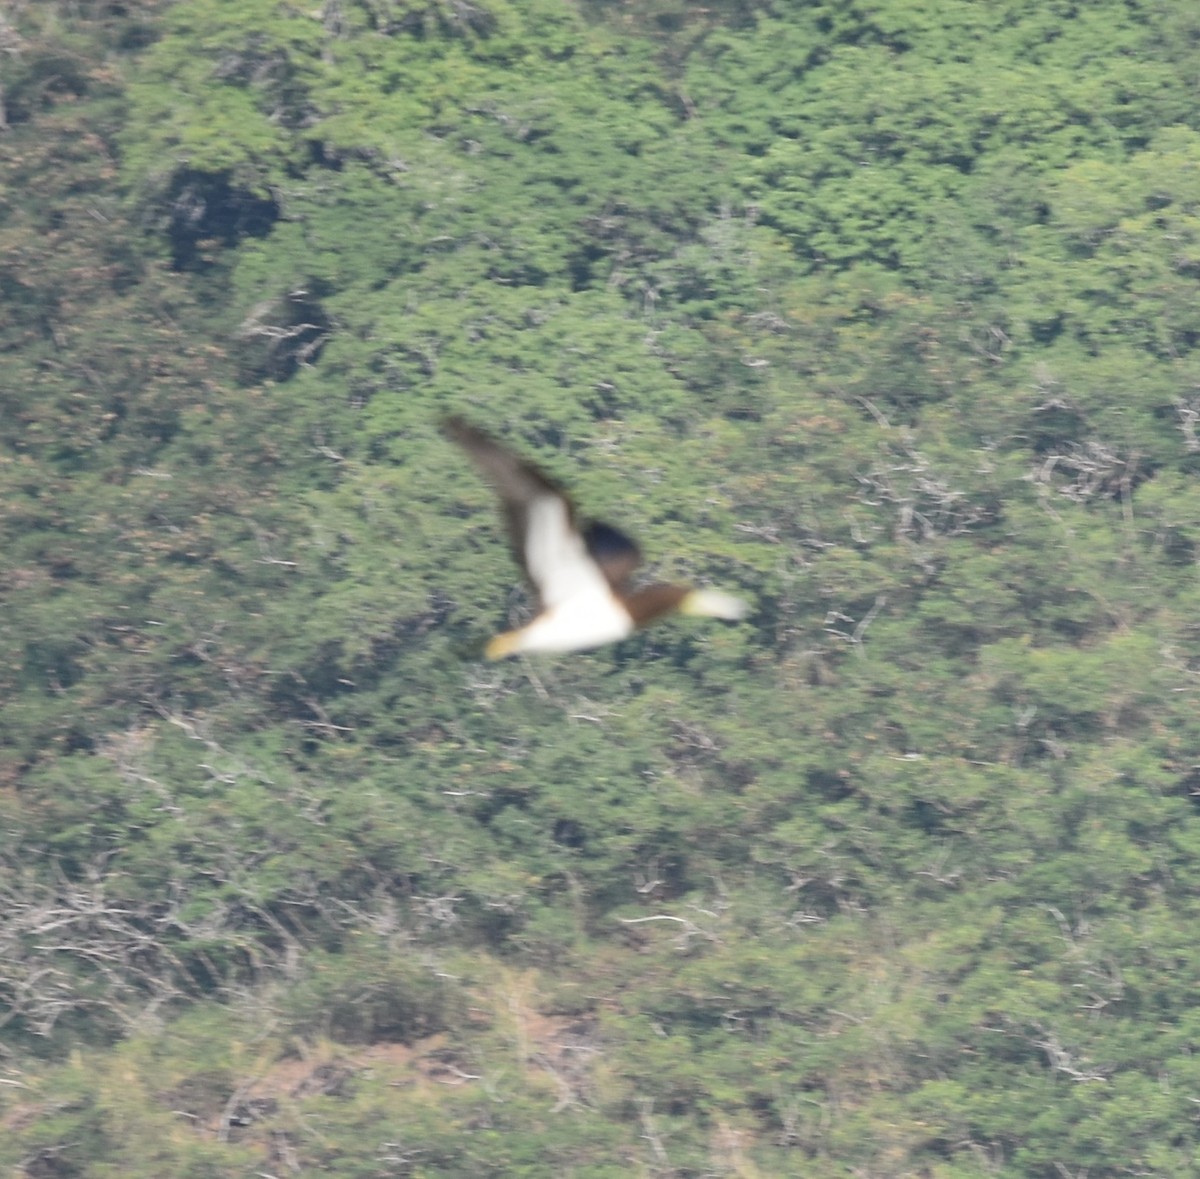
[3, 1, 1200, 1175]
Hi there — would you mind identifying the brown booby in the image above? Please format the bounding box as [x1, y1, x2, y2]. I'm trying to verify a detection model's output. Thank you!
[445, 416, 747, 658]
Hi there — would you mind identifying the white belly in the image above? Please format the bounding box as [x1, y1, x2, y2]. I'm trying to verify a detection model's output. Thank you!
[515, 589, 634, 654]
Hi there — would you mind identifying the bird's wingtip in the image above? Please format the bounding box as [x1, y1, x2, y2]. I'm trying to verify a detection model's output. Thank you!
[442, 414, 475, 442]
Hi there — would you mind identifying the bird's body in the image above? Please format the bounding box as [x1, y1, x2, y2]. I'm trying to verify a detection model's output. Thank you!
[491, 580, 635, 657]
[444, 417, 747, 658]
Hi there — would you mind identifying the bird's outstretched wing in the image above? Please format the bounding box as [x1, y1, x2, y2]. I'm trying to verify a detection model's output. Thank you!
[444, 417, 629, 609]
[582, 520, 642, 590]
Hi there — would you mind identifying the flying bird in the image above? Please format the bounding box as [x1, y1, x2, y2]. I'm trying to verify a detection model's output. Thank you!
[445, 416, 748, 659]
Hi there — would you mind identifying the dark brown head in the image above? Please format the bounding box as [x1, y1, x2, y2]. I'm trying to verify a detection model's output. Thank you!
[622, 584, 749, 630]
[620, 583, 691, 629]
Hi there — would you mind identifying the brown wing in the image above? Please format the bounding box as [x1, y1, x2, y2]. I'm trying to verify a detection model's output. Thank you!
[445, 416, 644, 599]
[444, 416, 575, 590]
[582, 520, 643, 591]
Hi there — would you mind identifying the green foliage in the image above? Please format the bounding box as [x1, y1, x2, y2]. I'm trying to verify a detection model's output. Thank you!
[4, 0, 1200, 1175]
[280, 938, 466, 1044]
[121, 0, 327, 191]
